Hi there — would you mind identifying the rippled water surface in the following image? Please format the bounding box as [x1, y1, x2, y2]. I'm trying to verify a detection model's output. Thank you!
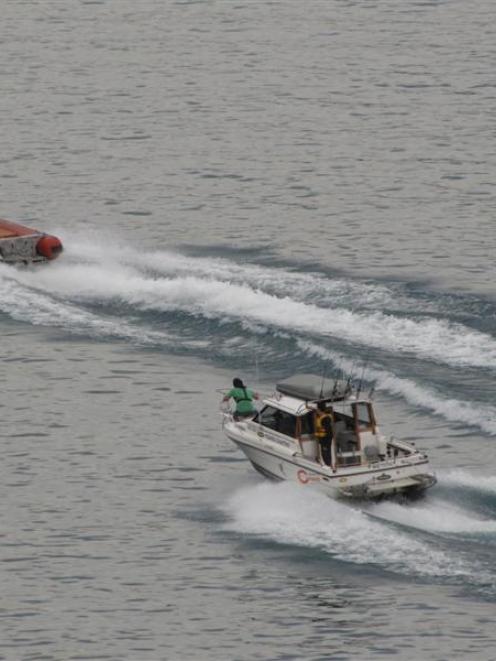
[1, 1, 496, 659]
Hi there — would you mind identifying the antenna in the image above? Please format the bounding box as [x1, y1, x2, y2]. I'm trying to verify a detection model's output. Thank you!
[319, 362, 328, 400]
[331, 362, 345, 401]
[331, 377, 338, 399]
[356, 359, 368, 399]
[345, 360, 357, 395]
[255, 352, 260, 387]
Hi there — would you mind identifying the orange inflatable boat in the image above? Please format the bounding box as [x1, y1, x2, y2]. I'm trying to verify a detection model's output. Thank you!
[0, 218, 63, 264]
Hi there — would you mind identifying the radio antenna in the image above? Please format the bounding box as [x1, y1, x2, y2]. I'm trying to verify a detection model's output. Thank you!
[356, 359, 369, 399]
[255, 352, 260, 386]
[345, 360, 357, 395]
[319, 362, 328, 400]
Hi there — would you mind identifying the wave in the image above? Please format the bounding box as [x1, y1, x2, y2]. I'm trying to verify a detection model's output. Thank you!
[434, 470, 496, 519]
[439, 469, 496, 495]
[221, 482, 482, 581]
[367, 498, 496, 536]
[0, 264, 172, 345]
[66, 238, 495, 319]
[4, 241, 496, 372]
[62, 238, 404, 310]
[298, 340, 496, 436]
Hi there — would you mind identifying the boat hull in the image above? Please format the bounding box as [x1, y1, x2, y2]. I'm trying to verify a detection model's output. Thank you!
[0, 219, 63, 264]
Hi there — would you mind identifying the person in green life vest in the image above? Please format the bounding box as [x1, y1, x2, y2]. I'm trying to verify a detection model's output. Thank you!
[223, 377, 259, 419]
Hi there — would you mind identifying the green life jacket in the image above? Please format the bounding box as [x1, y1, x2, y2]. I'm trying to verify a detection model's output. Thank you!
[229, 387, 254, 413]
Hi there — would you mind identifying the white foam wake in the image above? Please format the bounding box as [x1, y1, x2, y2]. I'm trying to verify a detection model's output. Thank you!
[439, 469, 496, 494]
[5, 245, 496, 371]
[0, 265, 171, 345]
[65, 237, 401, 310]
[298, 340, 496, 436]
[369, 499, 496, 535]
[222, 482, 469, 579]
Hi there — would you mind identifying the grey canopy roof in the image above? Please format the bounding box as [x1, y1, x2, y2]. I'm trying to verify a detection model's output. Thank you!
[276, 374, 350, 402]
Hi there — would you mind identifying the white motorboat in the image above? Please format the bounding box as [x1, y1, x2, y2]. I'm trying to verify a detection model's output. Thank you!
[222, 374, 436, 499]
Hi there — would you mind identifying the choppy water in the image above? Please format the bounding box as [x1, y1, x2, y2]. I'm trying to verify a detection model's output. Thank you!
[2, 1, 496, 659]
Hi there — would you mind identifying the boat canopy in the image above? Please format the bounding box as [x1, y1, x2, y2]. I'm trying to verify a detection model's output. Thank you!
[276, 374, 351, 402]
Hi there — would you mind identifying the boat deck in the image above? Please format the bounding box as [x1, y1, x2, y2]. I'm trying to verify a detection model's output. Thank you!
[0, 219, 37, 239]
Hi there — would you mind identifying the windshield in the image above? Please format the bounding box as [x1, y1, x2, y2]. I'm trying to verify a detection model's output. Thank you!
[257, 406, 297, 437]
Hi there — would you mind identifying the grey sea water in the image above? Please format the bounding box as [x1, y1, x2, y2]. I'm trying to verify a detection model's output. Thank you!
[2, 1, 496, 659]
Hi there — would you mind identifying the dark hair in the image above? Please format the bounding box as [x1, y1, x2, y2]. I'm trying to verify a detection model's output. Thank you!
[233, 377, 244, 388]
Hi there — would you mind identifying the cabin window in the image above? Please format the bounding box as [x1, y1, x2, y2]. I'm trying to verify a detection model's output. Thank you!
[299, 412, 314, 435]
[354, 402, 373, 431]
[258, 406, 297, 437]
[334, 412, 355, 430]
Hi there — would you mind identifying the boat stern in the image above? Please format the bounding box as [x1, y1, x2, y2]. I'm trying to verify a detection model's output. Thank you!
[339, 468, 437, 499]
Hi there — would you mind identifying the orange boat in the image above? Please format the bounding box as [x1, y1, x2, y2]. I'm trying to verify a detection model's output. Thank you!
[0, 218, 63, 264]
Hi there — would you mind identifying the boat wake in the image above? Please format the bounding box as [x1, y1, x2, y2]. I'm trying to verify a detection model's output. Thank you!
[221, 477, 496, 595]
[298, 340, 496, 436]
[6, 240, 496, 370]
[1, 234, 496, 437]
[366, 497, 496, 537]
[0, 269, 173, 345]
[439, 469, 496, 495]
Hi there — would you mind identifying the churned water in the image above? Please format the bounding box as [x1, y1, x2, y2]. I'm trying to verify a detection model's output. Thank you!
[1, 1, 496, 659]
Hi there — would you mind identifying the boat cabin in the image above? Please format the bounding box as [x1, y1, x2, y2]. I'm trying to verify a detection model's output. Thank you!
[252, 374, 387, 468]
